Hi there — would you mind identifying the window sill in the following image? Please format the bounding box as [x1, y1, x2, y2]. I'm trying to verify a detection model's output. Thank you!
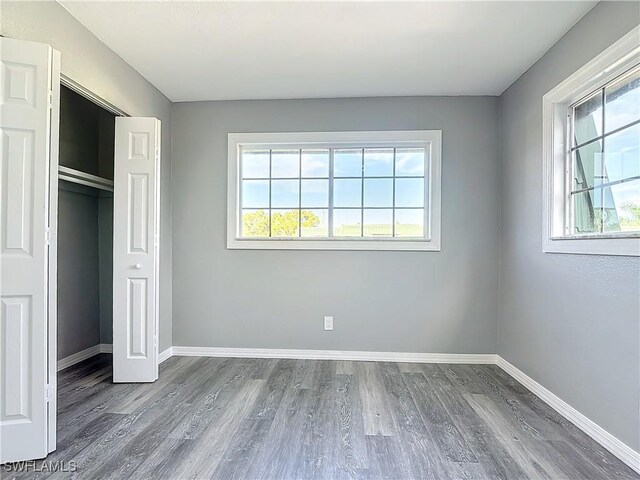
[543, 236, 640, 256]
[227, 237, 441, 251]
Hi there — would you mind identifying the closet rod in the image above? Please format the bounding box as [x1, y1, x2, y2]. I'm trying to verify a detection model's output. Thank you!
[58, 166, 114, 192]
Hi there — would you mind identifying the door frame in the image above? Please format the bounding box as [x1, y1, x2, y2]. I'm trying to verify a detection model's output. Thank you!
[47, 74, 130, 452]
[60, 75, 129, 117]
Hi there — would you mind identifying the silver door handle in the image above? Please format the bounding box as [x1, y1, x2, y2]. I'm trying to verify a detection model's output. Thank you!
[134, 263, 142, 270]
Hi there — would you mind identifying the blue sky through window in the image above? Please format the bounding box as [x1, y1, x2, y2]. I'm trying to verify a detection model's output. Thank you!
[240, 145, 428, 238]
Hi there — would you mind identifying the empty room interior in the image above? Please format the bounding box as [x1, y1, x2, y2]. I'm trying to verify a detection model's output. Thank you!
[1, 1, 639, 479]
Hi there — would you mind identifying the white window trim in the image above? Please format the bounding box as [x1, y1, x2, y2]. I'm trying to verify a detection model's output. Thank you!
[227, 130, 442, 251]
[542, 25, 640, 257]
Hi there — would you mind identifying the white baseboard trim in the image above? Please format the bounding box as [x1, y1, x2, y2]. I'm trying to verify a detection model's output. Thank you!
[158, 347, 173, 364]
[171, 346, 497, 364]
[496, 356, 640, 474]
[58, 343, 171, 372]
[57, 343, 112, 371]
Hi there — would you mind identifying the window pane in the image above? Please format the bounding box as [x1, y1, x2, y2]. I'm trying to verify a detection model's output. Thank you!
[271, 209, 299, 237]
[364, 148, 393, 176]
[333, 209, 361, 237]
[395, 178, 424, 207]
[242, 150, 270, 178]
[301, 209, 328, 237]
[572, 142, 603, 191]
[271, 150, 299, 177]
[301, 179, 328, 207]
[395, 209, 424, 238]
[301, 150, 329, 177]
[574, 91, 603, 147]
[605, 67, 640, 133]
[334, 178, 362, 207]
[241, 209, 270, 237]
[603, 180, 640, 233]
[572, 189, 602, 234]
[363, 209, 392, 237]
[603, 123, 640, 183]
[271, 179, 299, 208]
[396, 148, 425, 176]
[364, 178, 393, 207]
[334, 149, 362, 177]
[242, 180, 269, 208]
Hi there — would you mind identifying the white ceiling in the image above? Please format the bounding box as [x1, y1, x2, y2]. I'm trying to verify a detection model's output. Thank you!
[59, 1, 596, 102]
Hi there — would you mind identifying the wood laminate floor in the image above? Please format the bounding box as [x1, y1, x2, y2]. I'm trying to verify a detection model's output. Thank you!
[5, 354, 638, 479]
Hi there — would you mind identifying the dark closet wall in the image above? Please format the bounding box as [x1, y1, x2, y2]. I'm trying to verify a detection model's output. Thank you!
[59, 85, 114, 179]
[57, 182, 101, 359]
[57, 86, 115, 360]
[98, 196, 114, 344]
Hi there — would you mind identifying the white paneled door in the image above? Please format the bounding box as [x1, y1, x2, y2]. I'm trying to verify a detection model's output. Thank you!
[113, 117, 161, 383]
[0, 37, 60, 463]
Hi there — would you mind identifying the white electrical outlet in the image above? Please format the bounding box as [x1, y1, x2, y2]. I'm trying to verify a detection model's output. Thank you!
[324, 316, 334, 331]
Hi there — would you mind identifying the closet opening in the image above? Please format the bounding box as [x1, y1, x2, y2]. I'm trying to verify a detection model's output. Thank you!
[56, 84, 118, 382]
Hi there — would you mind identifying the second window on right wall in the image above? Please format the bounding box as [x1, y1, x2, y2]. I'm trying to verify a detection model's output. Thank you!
[543, 26, 640, 256]
[570, 65, 639, 235]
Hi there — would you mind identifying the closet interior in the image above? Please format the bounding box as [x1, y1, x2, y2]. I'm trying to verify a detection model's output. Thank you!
[57, 84, 116, 376]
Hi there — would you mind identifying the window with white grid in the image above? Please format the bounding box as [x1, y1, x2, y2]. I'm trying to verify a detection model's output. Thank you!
[227, 131, 441, 251]
[542, 27, 640, 256]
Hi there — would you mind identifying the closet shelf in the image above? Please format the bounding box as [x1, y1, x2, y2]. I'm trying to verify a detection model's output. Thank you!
[59, 166, 114, 192]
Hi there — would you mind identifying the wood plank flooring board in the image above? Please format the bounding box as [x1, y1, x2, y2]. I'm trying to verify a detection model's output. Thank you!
[288, 359, 317, 390]
[366, 434, 413, 480]
[147, 380, 265, 480]
[463, 393, 569, 480]
[8, 355, 637, 480]
[287, 360, 341, 480]
[132, 437, 196, 480]
[335, 371, 369, 476]
[299, 360, 340, 480]
[55, 384, 136, 443]
[467, 366, 557, 442]
[318, 361, 343, 480]
[246, 387, 311, 480]
[397, 362, 424, 373]
[251, 358, 278, 380]
[168, 358, 257, 441]
[403, 372, 478, 464]
[422, 365, 475, 418]
[448, 400, 529, 480]
[440, 364, 489, 395]
[158, 355, 201, 383]
[378, 362, 452, 480]
[211, 360, 296, 480]
[356, 362, 397, 436]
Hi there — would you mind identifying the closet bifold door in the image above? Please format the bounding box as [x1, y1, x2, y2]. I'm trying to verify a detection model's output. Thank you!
[112, 117, 160, 383]
[0, 37, 60, 463]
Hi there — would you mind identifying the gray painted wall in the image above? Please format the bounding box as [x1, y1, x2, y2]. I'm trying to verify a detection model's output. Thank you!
[1, 1, 173, 351]
[498, 2, 640, 452]
[172, 97, 500, 353]
[57, 182, 101, 360]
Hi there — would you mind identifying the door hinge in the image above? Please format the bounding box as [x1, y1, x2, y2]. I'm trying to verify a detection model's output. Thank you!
[48, 91, 54, 110]
[45, 228, 55, 245]
[45, 384, 53, 403]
